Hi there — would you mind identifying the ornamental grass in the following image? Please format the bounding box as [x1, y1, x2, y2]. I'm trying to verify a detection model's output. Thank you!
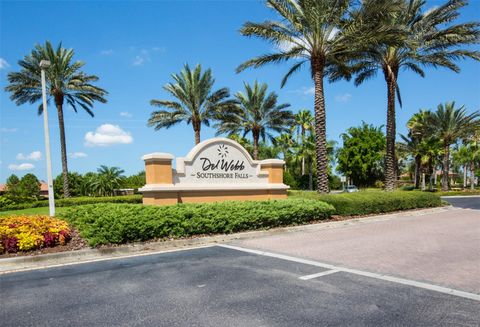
[0, 215, 71, 254]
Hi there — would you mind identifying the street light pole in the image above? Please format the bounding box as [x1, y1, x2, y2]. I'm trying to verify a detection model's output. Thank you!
[40, 60, 55, 217]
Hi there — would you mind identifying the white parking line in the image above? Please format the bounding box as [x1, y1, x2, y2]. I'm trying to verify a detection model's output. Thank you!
[217, 244, 480, 302]
[299, 269, 339, 280]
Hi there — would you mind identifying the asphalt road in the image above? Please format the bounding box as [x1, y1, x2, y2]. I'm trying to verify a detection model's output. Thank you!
[442, 196, 480, 210]
[1, 245, 479, 327]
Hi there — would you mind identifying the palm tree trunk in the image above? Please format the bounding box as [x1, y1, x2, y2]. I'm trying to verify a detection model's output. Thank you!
[421, 173, 425, 191]
[441, 144, 450, 192]
[253, 131, 259, 160]
[312, 57, 329, 194]
[384, 76, 397, 191]
[56, 103, 71, 198]
[194, 128, 200, 145]
[463, 165, 467, 188]
[414, 155, 421, 188]
[308, 159, 313, 191]
[301, 129, 305, 175]
[471, 161, 476, 190]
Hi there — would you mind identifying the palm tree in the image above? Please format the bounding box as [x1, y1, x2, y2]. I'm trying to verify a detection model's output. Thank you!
[351, 0, 480, 191]
[215, 81, 294, 160]
[91, 166, 125, 196]
[293, 110, 314, 175]
[148, 64, 237, 145]
[293, 134, 316, 190]
[274, 133, 295, 170]
[236, 0, 395, 193]
[429, 102, 480, 191]
[452, 145, 471, 188]
[5, 41, 108, 197]
[294, 110, 314, 138]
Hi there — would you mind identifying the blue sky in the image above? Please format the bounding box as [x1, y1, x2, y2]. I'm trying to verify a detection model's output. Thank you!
[1, 0, 479, 182]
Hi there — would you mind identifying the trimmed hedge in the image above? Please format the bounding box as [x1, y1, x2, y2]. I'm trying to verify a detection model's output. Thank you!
[290, 190, 442, 216]
[0, 195, 142, 212]
[61, 199, 335, 246]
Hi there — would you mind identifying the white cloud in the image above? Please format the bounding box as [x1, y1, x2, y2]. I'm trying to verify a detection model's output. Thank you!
[9, 163, 35, 171]
[84, 124, 133, 147]
[133, 55, 146, 66]
[303, 87, 315, 95]
[69, 152, 88, 159]
[335, 93, 352, 103]
[0, 127, 18, 132]
[100, 49, 114, 55]
[0, 58, 10, 70]
[16, 151, 42, 161]
[120, 111, 132, 118]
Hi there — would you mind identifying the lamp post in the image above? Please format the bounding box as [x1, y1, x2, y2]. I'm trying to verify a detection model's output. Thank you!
[40, 60, 55, 216]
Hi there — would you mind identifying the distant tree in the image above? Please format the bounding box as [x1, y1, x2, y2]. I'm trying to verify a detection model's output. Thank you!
[148, 63, 237, 145]
[336, 122, 386, 187]
[122, 171, 146, 189]
[89, 166, 125, 196]
[215, 81, 294, 160]
[19, 174, 41, 199]
[293, 134, 316, 190]
[54, 172, 84, 198]
[5, 174, 21, 199]
[5, 41, 108, 197]
[428, 102, 480, 191]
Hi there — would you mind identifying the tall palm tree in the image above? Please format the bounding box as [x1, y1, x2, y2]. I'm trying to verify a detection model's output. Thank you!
[351, 0, 480, 191]
[236, 0, 395, 193]
[148, 64, 237, 145]
[429, 102, 480, 191]
[5, 41, 108, 197]
[215, 81, 294, 160]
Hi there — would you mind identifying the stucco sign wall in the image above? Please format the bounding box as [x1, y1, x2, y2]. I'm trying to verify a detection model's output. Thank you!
[139, 138, 288, 205]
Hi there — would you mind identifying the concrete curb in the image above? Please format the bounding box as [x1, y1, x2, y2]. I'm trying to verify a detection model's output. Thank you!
[0, 206, 453, 274]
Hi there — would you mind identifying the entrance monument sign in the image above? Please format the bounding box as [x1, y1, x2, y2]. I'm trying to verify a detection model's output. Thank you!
[139, 138, 288, 205]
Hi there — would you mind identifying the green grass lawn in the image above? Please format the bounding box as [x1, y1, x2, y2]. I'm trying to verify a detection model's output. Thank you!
[0, 207, 68, 217]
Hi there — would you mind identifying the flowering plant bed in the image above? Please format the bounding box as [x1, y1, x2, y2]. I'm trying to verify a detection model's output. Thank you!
[0, 215, 71, 254]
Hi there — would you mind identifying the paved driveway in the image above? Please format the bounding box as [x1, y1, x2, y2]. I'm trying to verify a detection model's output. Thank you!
[233, 200, 480, 294]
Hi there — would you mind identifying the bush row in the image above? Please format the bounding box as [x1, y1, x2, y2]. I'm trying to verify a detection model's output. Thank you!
[0, 215, 71, 253]
[61, 199, 335, 246]
[290, 190, 442, 216]
[0, 195, 142, 211]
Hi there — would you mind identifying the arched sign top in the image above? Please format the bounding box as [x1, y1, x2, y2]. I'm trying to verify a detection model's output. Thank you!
[182, 138, 256, 166]
[175, 138, 269, 184]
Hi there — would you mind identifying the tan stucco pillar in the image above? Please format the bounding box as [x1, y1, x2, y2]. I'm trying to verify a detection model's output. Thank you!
[142, 153, 178, 205]
[260, 159, 285, 184]
[142, 153, 174, 184]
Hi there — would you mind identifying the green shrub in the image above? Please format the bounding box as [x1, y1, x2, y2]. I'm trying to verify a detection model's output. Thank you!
[289, 190, 442, 216]
[0, 195, 142, 212]
[61, 199, 335, 246]
[0, 196, 15, 209]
